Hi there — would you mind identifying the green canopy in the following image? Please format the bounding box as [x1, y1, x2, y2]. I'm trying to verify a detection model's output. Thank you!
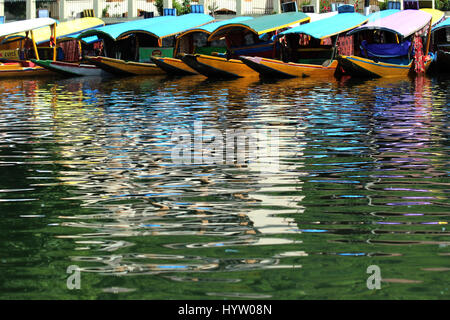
[208, 12, 310, 41]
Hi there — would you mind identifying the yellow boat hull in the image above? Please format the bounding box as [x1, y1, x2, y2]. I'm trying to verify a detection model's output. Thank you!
[151, 57, 198, 76]
[240, 56, 338, 78]
[86, 56, 166, 76]
[338, 55, 432, 78]
[182, 54, 258, 78]
[0, 62, 53, 78]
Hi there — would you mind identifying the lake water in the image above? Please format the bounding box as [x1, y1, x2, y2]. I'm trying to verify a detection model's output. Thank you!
[0, 74, 448, 299]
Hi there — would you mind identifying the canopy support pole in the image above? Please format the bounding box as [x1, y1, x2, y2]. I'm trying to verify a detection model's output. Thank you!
[424, 21, 432, 56]
[30, 30, 39, 60]
[52, 23, 57, 61]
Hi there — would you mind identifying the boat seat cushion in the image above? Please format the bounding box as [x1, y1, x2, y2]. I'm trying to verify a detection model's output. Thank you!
[361, 40, 411, 58]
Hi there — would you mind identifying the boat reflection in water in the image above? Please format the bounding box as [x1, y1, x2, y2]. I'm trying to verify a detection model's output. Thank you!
[0, 73, 448, 299]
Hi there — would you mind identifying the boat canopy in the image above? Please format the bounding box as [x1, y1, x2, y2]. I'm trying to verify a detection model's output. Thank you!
[118, 13, 214, 39]
[348, 9, 432, 39]
[281, 12, 368, 39]
[78, 16, 176, 41]
[420, 8, 445, 27]
[79, 14, 214, 42]
[0, 18, 57, 38]
[3, 17, 105, 44]
[367, 9, 400, 22]
[432, 17, 450, 33]
[208, 12, 310, 41]
[177, 16, 253, 38]
[305, 12, 338, 23]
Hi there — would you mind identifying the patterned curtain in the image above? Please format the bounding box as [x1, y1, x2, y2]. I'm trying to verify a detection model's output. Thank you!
[337, 35, 354, 56]
[413, 33, 425, 74]
[58, 40, 81, 62]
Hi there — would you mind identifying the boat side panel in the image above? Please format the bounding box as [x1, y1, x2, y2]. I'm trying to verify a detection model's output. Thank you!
[194, 54, 258, 78]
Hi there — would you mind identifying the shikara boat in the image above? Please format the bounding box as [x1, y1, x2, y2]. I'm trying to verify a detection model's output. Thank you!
[338, 10, 433, 78]
[32, 59, 109, 77]
[181, 12, 311, 78]
[5, 17, 104, 46]
[239, 12, 368, 79]
[0, 18, 59, 77]
[15, 18, 107, 77]
[430, 18, 450, 72]
[83, 13, 214, 76]
[151, 16, 253, 76]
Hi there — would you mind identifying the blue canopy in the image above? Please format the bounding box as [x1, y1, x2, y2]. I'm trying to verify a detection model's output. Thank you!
[77, 16, 175, 41]
[118, 13, 214, 39]
[66, 31, 98, 43]
[367, 9, 400, 22]
[432, 17, 450, 33]
[177, 16, 254, 38]
[78, 14, 214, 41]
[79, 35, 99, 44]
[281, 12, 368, 39]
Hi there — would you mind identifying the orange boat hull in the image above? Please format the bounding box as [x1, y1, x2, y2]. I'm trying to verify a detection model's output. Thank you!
[87, 56, 166, 76]
[182, 54, 259, 78]
[240, 56, 338, 78]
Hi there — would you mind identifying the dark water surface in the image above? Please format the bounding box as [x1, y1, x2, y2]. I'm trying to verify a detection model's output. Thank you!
[0, 74, 448, 299]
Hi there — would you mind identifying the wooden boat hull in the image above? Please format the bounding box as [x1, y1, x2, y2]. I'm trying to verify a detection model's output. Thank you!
[182, 54, 258, 78]
[337, 55, 413, 78]
[239, 56, 338, 78]
[338, 55, 432, 78]
[86, 56, 166, 76]
[435, 50, 450, 72]
[32, 59, 108, 77]
[151, 57, 198, 76]
[0, 62, 54, 78]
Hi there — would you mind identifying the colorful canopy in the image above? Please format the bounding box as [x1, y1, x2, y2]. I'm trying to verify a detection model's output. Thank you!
[432, 17, 450, 33]
[177, 16, 253, 38]
[78, 16, 176, 41]
[305, 12, 338, 23]
[367, 9, 400, 23]
[0, 18, 57, 38]
[4, 17, 105, 44]
[420, 8, 445, 27]
[119, 13, 214, 39]
[208, 12, 310, 41]
[79, 14, 214, 41]
[281, 13, 368, 40]
[348, 9, 432, 38]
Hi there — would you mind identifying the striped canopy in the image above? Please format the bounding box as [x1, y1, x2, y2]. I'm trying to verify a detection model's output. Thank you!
[281, 12, 368, 39]
[208, 12, 310, 41]
[348, 9, 432, 38]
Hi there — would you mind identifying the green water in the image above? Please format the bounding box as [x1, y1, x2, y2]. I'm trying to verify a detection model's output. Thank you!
[0, 74, 448, 299]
